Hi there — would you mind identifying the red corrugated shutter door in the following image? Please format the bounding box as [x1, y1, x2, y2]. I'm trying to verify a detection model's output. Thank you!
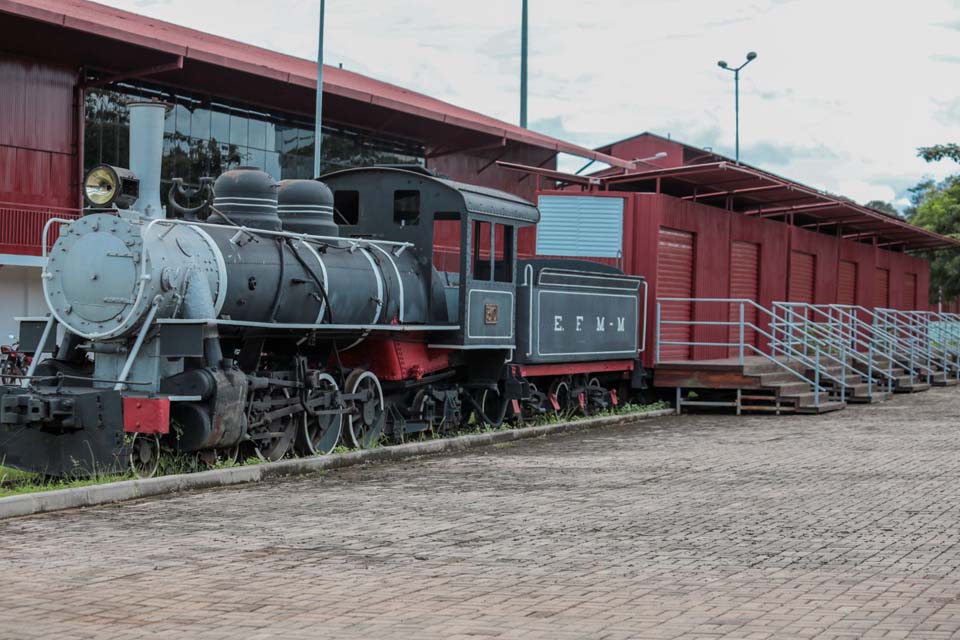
[657, 228, 695, 361]
[789, 251, 816, 303]
[838, 260, 857, 305]
[904, 273, 917, 309]
[875, 268, 889, 308]
[728, 241, 759, 355]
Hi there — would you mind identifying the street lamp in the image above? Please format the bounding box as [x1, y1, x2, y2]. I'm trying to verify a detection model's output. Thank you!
[717, 51, 757, 163]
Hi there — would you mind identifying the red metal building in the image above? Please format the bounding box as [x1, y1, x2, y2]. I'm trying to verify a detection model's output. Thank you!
[508, 133, 960, 368]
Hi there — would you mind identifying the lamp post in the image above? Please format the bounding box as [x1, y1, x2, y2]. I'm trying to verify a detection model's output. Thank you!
[717, 51, 757, 163]
[313, 0, 326, 178]
[520, 0, 528, 128]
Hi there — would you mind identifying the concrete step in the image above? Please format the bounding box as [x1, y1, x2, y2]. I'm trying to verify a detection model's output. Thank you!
[754, 371, 803, 386]
[784, 390, 832, 408]
[795, 400, 847, 414]
[932, 377, 960, 387]
[894, 380, 931, 393]
[767, 381, 812, 396]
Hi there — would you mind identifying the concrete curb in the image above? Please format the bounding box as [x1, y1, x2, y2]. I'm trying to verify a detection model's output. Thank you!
[0, 408, 675, 520]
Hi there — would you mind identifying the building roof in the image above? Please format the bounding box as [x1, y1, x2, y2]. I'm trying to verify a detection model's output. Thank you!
[499, 155, 960, 251]
[592, 132, 959, 251]
[0, 0, 632, 169]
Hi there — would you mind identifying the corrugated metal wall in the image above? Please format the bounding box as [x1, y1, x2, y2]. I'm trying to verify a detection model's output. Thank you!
[0, 56, 77, 208]
[838, 260, 857, 305]
[904, 273, 917, 309]
[788, 251, 816, 303]
[729, 241, 759, 354]
[875, 268, 890, 308]
[656, 228, 695, 361]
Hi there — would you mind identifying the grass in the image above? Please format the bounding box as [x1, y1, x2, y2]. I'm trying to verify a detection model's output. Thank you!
[0, 400, 672, 499]
[0, 465, 129, 499]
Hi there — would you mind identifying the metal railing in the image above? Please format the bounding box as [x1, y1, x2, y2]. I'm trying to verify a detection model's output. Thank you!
[767, 301, 911, 402]
[874, 308, 960, 384]
[656, 297, 829, 408]
[0, 202, 81, 256]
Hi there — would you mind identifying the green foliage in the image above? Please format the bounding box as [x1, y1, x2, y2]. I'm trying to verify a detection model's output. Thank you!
[864, 200, 900, 217]
[909, 176, 960, 299]
[0, 464, 128, 498]
[918, 144, 960, 163]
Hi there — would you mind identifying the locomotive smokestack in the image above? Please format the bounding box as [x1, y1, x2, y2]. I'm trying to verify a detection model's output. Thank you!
[128, 101, 166, 219]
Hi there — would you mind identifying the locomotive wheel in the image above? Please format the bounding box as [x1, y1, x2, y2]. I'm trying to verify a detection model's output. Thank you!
[477, 387, 505, 429]
[345, 370, 385, 449]
[296, 373, 342, 456]
[406, 388, 436, 442]
[585, 377, 604, 415]
[548, 377, 573, 415]
[128, 433, 161, 479]
[249, 386, 299, 462]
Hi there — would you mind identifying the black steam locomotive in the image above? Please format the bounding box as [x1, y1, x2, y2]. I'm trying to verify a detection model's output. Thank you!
[0, 110, 646, 478]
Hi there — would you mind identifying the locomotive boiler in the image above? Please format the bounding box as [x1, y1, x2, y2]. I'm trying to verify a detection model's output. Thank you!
[0, 101, 647, 478]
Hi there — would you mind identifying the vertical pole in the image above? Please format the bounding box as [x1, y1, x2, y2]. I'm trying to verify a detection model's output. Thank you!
[815, 347, 821, 408]
[738, 302, 745, 364]
[313, 0, 326, 179]
[734, 69, 740, 163]
[655, 302, 662, 363]
[520, 0, 528, 128]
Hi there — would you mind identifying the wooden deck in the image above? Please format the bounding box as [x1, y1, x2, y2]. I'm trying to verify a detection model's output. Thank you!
[655, 356, 845, 415]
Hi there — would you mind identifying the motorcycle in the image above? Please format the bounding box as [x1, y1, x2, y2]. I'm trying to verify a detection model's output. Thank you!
[1, 335, 30, 384]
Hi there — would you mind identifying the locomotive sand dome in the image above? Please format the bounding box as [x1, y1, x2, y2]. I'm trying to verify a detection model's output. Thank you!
[278, 179, 338, 237]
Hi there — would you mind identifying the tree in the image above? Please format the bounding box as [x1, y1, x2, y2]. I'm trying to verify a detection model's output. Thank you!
[907, 145, 960, 302]
[864, 200, 899, 216]
[918, 144, 960, 163]
[908, 176, 960, 300]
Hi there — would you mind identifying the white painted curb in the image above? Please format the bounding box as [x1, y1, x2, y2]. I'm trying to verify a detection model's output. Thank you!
[0, 408, 674, 520]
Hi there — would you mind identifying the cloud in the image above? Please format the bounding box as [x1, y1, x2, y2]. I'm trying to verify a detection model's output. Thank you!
[95, 0, 960, 207]
[739, 142, 842, 167]
[931, 54, 960, 64]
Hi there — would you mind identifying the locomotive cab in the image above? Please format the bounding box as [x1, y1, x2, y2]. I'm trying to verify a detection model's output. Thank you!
[320, 167, 540, 349]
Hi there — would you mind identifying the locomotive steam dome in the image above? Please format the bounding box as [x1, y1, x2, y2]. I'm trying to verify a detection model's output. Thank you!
[277, 179, 338, 237]
[208, 167, 282, 230]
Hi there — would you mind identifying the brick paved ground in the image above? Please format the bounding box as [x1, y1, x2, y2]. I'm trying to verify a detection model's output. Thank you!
[3, 389, 960, 639]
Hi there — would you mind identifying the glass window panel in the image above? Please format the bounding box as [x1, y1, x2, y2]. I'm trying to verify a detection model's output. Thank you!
[246, 147, 265, 170]
[248, 119, 267, 150]
[277, 126, 296, 154]
[191, 108, 211, 141]
[222, 143, 241, 171]
[298, 154, 313, 179]
[211, 111, 229, 143]
[229, 114, 248, 147]
[263, 122, 276, 152]
[164, 103, 176, 134]
[173, 104, 190, 138]
[265, 151, 281, 180]
[299, 128, 315, 156]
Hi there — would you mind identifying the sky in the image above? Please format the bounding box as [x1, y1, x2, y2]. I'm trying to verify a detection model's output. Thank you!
[106, 0, 960, 211]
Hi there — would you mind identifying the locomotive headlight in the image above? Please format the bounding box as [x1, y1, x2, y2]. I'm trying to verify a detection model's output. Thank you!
[83, 164, 140, 209]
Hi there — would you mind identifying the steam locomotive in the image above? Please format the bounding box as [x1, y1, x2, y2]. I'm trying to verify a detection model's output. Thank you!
[0, 102, 647, 477]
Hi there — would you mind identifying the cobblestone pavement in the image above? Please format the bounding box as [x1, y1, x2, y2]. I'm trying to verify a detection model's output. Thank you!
[4, 389, 960, 639]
